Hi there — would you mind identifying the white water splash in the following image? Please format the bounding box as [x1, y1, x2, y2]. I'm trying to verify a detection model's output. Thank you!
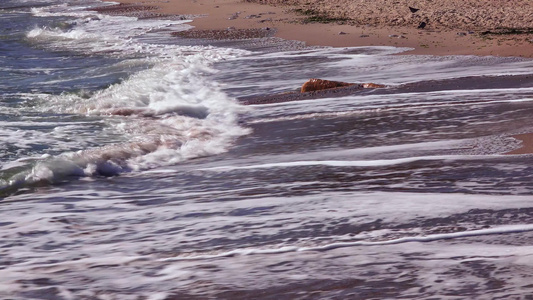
[1, 1, 251, 190]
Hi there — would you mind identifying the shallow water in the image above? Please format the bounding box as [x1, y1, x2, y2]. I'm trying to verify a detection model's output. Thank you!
[1, 1, 533, 299]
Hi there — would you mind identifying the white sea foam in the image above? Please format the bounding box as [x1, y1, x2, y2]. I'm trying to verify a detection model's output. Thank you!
[2, 55, 251, 186]
[47, 54, 250, 170]
[26, 15, 193, 57]
[0, 121, 102, 160]
[4, 2, 533, 298]
[159, 224, 533, 261]
[0, 1, 251, 190]
[201, 155, 497, 171]
[3, 176, 533, 298]
[246, 87, 533, 121]
[26, 2, 221, 59]
[220, 47, 533, 99]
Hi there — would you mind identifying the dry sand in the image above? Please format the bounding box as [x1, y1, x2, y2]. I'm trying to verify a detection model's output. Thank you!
[106, 0, 533, 57]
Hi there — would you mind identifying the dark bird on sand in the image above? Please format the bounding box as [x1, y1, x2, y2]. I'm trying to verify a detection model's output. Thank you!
[409, 6, 419, 13]
[417, 21, 426, 29]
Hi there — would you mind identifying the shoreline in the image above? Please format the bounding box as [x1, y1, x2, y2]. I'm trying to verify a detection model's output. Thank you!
[104, 0, 533, 57]
[99, 0, 533, 155]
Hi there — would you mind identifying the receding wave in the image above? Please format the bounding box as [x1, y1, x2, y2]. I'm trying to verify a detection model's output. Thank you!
[0, 2, 251, 195]
[159, 224, 533, 261]
[201, 155, 498, 171]
[0, 55, 251, 194]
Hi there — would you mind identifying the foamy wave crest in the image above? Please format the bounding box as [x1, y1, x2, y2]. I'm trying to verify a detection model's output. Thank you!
[0, 1, 253, 194]
[2, 47, 249, 194]
[25, 18, 192, 57]
[1, 55, 250, 192]
[27, 2, 198, 57]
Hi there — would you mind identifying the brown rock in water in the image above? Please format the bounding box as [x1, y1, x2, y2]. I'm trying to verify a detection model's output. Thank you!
[301, 78, 355, 93]
[362, 83, 386, 88]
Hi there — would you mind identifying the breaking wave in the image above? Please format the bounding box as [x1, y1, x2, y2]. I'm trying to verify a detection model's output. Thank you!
[0, 1, 251, 195]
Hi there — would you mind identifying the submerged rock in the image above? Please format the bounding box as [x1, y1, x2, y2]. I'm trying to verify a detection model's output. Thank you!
[300, 78, 355, 93]
[301, 78, 385, 93]
[362, 83, 386, 88]
[241, 80, 386, 105]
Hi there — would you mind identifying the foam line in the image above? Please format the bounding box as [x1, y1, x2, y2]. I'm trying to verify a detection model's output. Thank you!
[200, 155, 499, 171]
[307, 224, 533, 250]
[159, 224, 533, 262]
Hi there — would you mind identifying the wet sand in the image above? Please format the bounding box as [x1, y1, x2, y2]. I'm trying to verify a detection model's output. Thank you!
[506, 133, 533, 155]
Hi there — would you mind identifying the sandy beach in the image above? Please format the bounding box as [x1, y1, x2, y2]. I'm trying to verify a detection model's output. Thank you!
[104, 0, 533, 57]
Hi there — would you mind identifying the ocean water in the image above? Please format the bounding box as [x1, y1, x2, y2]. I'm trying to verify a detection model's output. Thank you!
[2, 1, 533, 299]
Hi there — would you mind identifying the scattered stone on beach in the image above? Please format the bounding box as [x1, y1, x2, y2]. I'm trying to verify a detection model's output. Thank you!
[360, 34, 370, 37]
[339, 31, 347, 35]
[171, 27, 276, 40]
[90, 3, 171, 19]
[481, 28, 533, 36]
[409, 6, 419, 13]
[417, 21, 427, 29]
[91, 3, 157, 13]
[228, 12, 241, 20]
[235, 0, 533, 34]
[389, 34, 408, 39]
[457, 32, 467, 36]
[301, 78, 355, 93]
[89, 4, 194, 20]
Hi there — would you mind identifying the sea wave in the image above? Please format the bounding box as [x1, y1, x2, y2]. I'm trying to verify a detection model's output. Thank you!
[0, 1, 251, 195]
